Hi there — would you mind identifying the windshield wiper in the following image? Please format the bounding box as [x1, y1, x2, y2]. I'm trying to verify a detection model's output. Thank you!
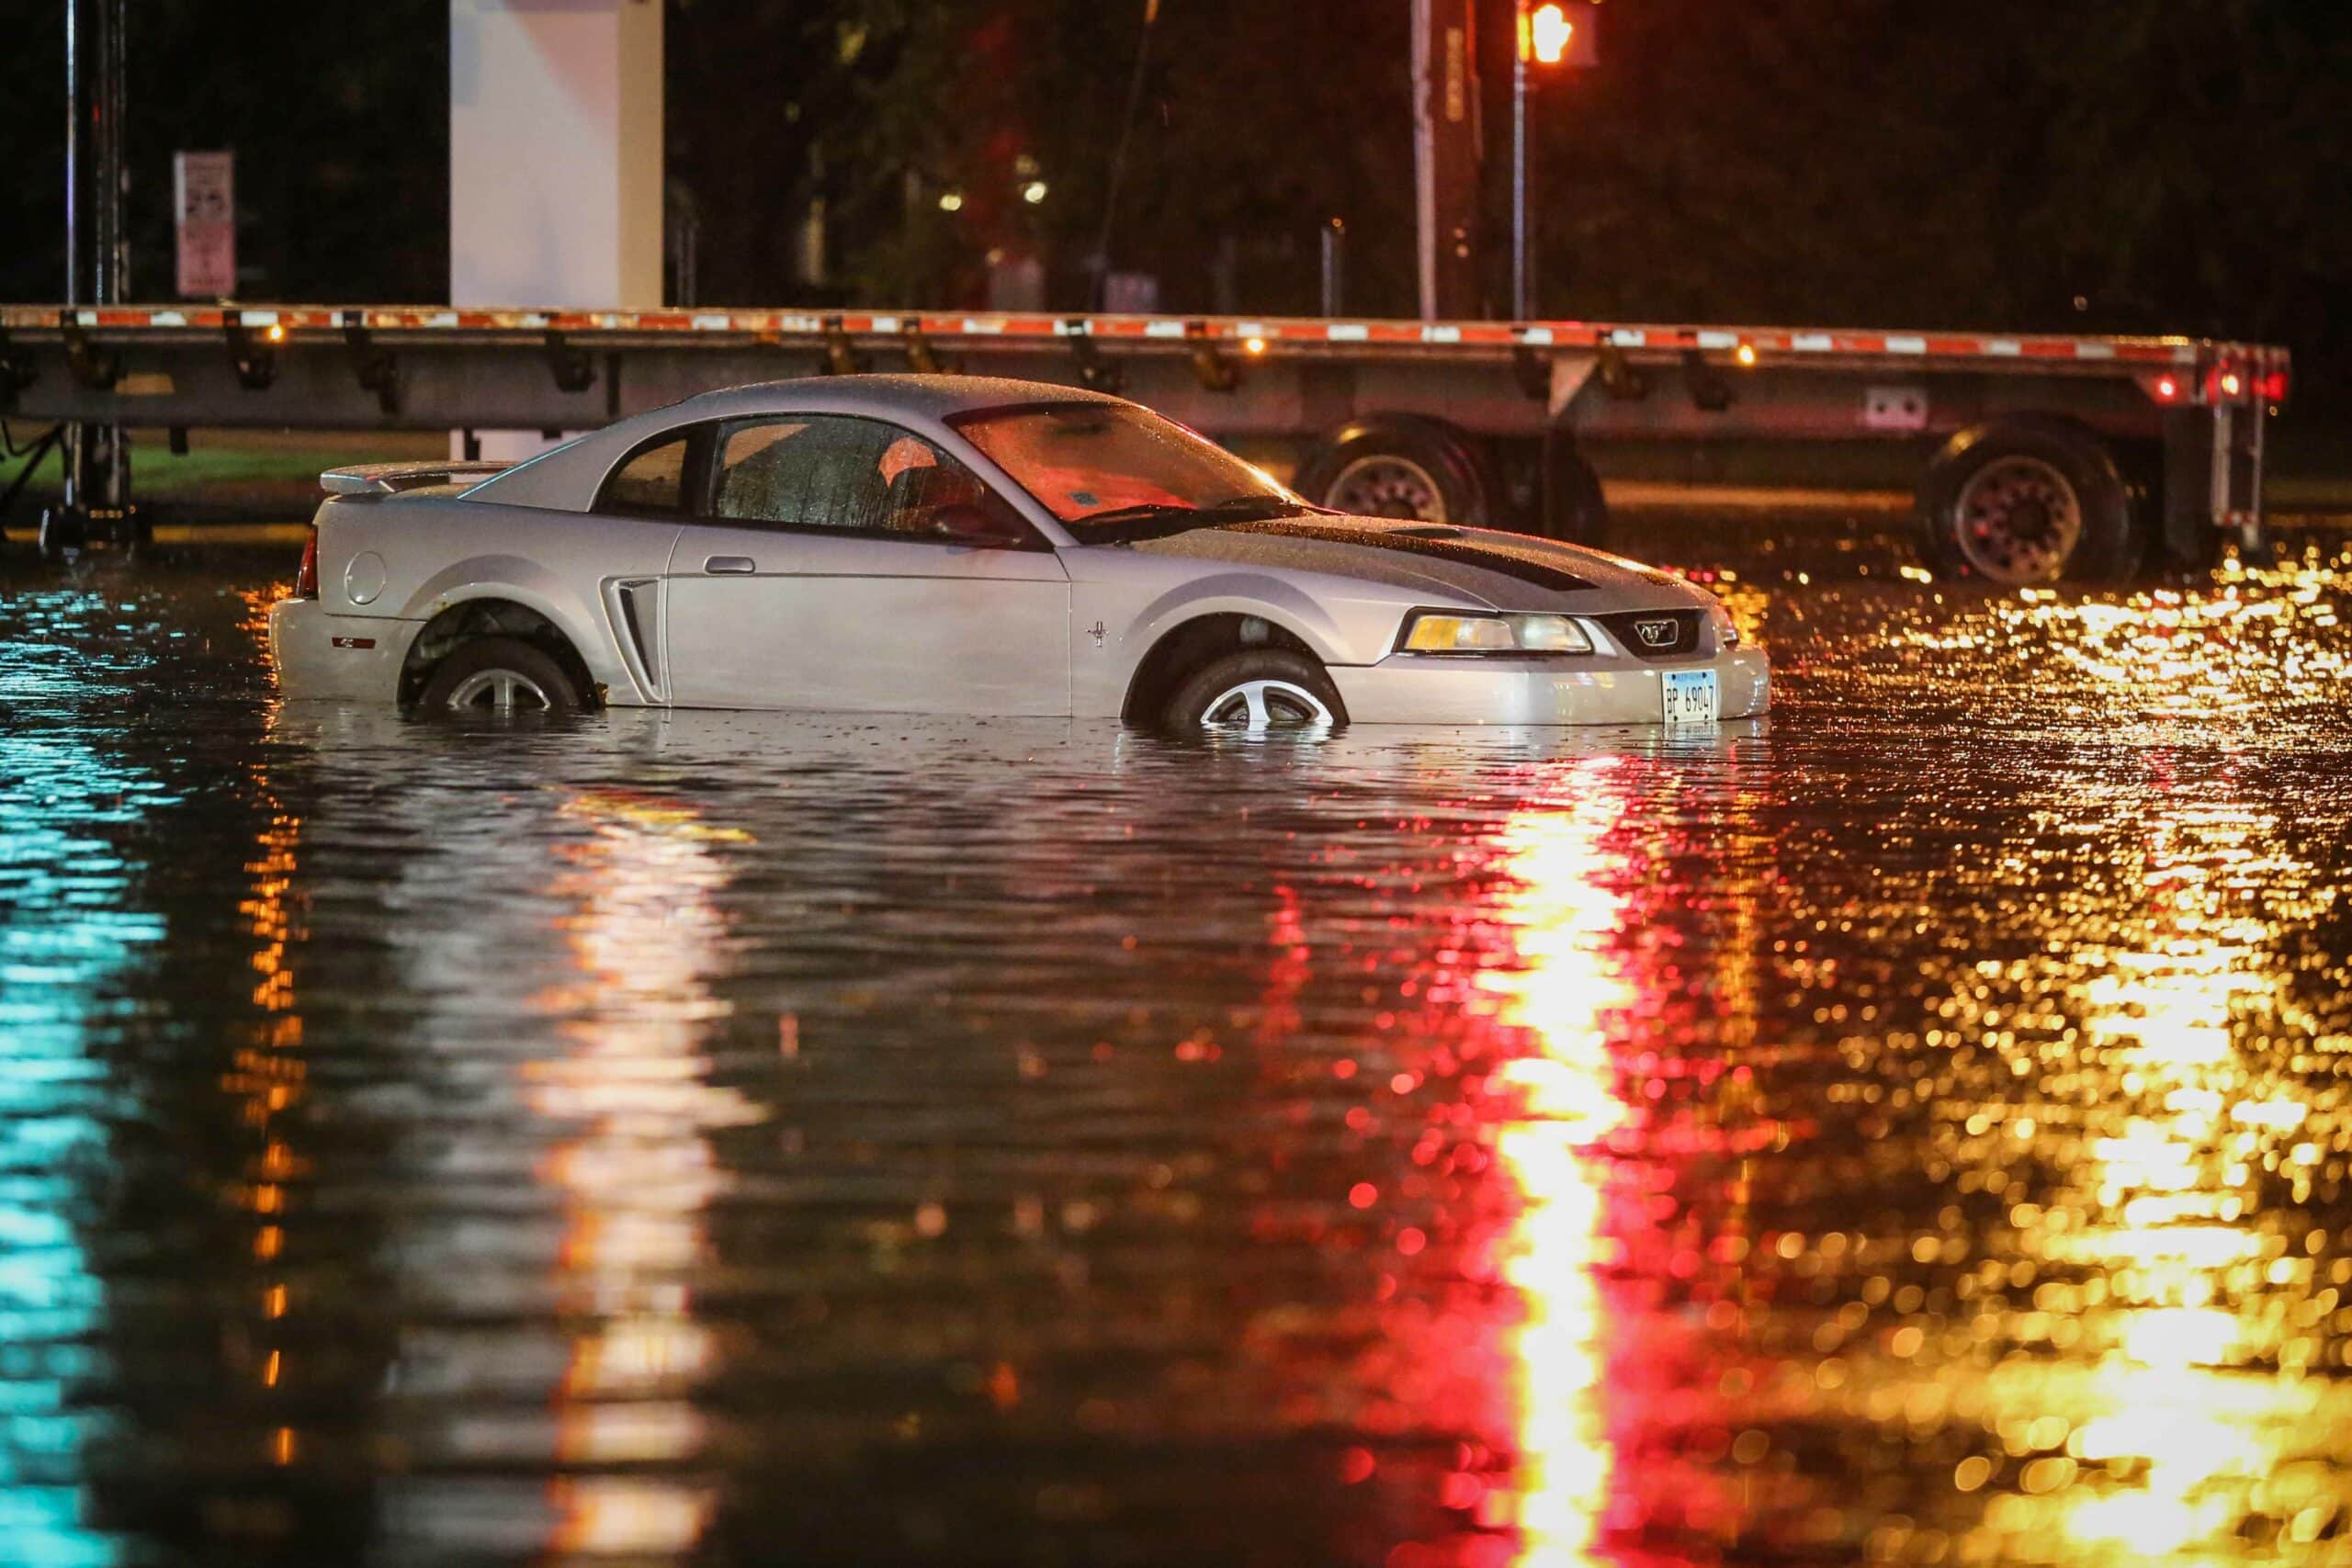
[1070, 502, 1203, 528]
[1074, 494, 1316, 542]
[1195, 495, 1317, 520]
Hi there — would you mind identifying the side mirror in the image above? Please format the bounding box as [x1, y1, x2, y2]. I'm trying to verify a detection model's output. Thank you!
[928, 502, 1033, 548]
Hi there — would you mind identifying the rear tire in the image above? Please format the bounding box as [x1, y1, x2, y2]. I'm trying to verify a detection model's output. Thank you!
[417, 637, 581, 716]
[1163, 649, 1346, 735]
[1917, 417, 2142, 584]
[1296, 415, 1493, 527]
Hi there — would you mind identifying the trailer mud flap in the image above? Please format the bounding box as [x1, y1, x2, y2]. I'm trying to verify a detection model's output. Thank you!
[2163, 403, 2268, 566]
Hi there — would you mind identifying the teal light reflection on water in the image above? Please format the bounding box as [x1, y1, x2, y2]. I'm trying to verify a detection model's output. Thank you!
[2, 728, 177, 1568]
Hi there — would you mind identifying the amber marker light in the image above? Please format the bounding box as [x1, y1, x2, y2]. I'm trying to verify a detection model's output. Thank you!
[1735, 342, 1758, 367]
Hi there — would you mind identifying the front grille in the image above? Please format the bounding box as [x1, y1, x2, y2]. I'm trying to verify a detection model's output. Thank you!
[1595, 608, 1703, 660]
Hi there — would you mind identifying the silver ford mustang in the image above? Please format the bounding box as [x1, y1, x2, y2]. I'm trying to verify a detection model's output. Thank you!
[269, 375, 1768, 730]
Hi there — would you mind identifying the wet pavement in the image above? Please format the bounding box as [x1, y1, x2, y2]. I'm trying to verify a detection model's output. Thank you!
[4, 519, 2351, 1567]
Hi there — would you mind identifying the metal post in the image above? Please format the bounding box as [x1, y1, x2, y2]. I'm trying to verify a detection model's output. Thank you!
[49, 0, 137, 550]
[1413, 0, 1481, 320]
[1320, 219, 1345, 317]
[98, 0, 128, 306]
[64, 0, 81, 310]
[98, 0, 126, 514]
[60, 0, 85, 521]
[1511, 0, 1531, 321]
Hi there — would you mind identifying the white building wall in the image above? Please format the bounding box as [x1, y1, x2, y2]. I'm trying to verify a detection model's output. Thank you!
[450, 0, 662, 456]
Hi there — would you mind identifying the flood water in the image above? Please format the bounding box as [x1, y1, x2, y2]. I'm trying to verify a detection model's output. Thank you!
[5, 521, 2352, 1567]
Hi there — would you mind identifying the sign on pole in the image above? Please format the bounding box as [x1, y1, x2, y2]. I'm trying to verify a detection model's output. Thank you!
[174, 151, 235, 299]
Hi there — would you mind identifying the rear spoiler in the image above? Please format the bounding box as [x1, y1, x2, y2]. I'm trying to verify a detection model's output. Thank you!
[320, 459, 512, 496]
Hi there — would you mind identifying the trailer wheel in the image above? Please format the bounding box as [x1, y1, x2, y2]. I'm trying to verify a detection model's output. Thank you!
[1540, 439, 1609, 545]
[1917, 418, 2141, 584]
[1296, 416, 1493, 527]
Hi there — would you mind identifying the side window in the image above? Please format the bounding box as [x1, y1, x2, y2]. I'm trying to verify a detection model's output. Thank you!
[599, 434, 690, 515]
[709, 415, 1025, 541]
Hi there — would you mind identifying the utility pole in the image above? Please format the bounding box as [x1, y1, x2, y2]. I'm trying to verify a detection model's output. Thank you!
[1412, 0, 1481, 320]
[1512, 4, 1591, 321]
[1511, 1, 1531, 321]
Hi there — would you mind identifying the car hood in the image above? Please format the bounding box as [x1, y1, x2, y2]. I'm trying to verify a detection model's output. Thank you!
[1105, 513, 1702, 610]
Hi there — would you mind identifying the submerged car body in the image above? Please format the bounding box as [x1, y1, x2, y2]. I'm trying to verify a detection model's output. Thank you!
[269, 375, 1768, 728]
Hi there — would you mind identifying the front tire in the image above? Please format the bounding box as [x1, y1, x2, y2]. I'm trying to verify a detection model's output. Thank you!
[416, 637, 582, 716]
[1917, 417, 2142, 584]
[1163, 649, 1346, 735]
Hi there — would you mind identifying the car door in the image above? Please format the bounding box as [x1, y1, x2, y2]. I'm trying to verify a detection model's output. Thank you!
[662, 413, 1072, 715]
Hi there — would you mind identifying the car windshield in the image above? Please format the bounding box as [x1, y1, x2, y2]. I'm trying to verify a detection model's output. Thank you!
[950, 402, 1307, 535]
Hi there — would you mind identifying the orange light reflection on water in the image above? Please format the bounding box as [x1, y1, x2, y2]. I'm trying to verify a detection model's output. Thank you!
[526, 789, 763, 1558]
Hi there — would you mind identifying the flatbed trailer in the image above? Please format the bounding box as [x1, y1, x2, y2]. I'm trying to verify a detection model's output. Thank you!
[0, 302, 2289, 582]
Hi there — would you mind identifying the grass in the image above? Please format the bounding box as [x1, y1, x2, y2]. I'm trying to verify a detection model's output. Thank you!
[6, 416, 2349, 525]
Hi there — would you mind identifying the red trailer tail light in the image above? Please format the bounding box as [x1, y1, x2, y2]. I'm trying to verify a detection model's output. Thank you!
[2154, 374, 2181, 402]
[2219, 370, 2244, 399]
[294, 525, 320, 599]
[2262, 367, 2291, 403]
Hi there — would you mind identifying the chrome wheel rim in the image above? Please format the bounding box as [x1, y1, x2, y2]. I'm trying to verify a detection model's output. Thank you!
[1324, 454, 1446, 521]
[1953, 456, 2082, 584]
[1201, 679, 1334, 733]
[445, 668, 552, 714]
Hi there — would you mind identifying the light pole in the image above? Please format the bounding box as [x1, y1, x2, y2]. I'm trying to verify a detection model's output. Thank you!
[1512, 2, 1579, 321]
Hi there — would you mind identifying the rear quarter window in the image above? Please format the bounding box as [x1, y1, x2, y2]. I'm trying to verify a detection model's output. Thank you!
[599, 434, 691, 514]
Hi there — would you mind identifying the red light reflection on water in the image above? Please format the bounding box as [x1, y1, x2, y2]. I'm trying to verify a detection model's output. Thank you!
[1477, 771, 1637, 1565]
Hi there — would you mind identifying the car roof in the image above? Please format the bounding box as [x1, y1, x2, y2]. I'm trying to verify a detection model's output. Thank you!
[674, 373, 1126, 422]
[463, 374, 1126, 512]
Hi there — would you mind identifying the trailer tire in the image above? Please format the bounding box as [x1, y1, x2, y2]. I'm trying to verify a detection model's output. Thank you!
[1296, 416, 1494, 528]
[1540, 440, 1609, 545]
[1917, 417, 2142, 584]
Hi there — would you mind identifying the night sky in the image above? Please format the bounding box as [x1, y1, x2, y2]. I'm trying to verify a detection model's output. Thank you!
[3, 0, 2346, 410]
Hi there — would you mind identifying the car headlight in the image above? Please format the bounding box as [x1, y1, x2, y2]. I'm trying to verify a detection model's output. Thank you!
[1399, 612, 1593, 655]
[1706, 600, 1742, 649]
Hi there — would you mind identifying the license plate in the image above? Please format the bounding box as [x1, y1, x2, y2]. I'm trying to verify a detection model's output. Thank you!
[1661, 669, 1719, 725]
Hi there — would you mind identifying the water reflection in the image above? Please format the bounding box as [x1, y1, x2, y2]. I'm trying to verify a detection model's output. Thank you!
[348, 760, 758, 1562]
[1953, 769, 2338, 1562]
[0, 587, 182, 1568]
[1481, 771, 1635, 1565]
[5, 532, 2352, 1563]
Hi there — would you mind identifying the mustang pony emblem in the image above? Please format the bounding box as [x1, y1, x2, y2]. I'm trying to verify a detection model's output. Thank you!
[1635, 617, 1679, 648]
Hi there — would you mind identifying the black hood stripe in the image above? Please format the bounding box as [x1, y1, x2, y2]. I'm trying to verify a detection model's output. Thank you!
[1221, 519, 1593, 592]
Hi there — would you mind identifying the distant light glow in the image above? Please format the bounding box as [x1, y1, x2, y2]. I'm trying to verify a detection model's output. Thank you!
[1021, 181, 1048, 205]
[1735, 342, 1758, 367]
[937, 192, 965, 213]
[1530, 4, 1574, 65]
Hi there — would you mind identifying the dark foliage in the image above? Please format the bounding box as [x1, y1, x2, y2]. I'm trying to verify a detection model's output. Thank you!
[1, 1, 2345, 403]
[0, 1, 447, 304]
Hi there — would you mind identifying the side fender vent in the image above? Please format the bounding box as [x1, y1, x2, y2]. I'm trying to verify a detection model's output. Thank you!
[607, 578, 664, 700]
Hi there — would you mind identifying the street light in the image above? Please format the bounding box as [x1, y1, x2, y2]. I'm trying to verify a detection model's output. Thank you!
[1513, 0, 1597, 321]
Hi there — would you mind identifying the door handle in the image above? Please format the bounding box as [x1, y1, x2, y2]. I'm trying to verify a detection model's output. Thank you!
[703, 555, 756, 575]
